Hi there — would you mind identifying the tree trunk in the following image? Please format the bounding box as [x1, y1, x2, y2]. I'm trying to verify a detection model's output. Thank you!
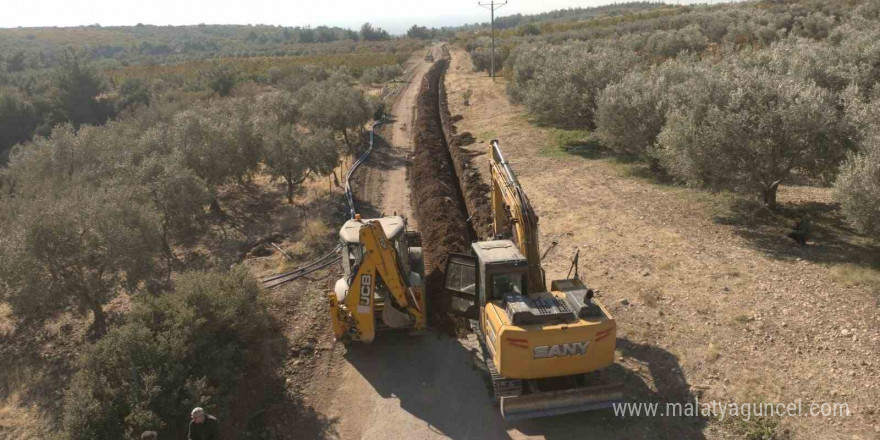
[88, 298, 107, 337]
[209, 198, 223, 215]
[161, 226, 174, 286]
[286, 177, 295, 204]
[341, 129, 355, 156]
[761, 180, 781, 210]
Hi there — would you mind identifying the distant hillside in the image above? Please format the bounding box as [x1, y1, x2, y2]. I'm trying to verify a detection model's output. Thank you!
[0, 23, 410, 70]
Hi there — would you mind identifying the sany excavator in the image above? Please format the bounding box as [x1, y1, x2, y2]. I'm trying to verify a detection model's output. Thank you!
[328, 215, 427, 342]
[444, 140, 623, 420]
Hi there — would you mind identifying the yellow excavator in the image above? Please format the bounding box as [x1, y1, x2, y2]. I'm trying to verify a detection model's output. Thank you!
[328, 215, 427, 343]
[444, 140, 623, 420]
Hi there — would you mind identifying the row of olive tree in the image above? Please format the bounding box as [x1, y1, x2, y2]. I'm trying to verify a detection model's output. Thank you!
[1, 66, 375, 438]
[505, 28, 880, 233]
[507, 42, 639, 129]
[0, 71, 372, 336]
[591, 33, 877, 213]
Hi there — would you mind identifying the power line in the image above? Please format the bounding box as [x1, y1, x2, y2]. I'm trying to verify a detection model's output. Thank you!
[478, 0, 507, 81]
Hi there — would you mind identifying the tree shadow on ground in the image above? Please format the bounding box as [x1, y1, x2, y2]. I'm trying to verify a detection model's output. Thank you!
[560, 138, 615, 160]
[343, 332, 707, 440]
[202, 186, 350, 269]
[714, 197, 880, 268]
[364, 133, 408, 172]
[223, 306, 339, 440]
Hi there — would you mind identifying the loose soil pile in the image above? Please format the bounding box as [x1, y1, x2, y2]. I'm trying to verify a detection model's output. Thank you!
[438, 66, 493, 240]
[409, 59, 474, 333]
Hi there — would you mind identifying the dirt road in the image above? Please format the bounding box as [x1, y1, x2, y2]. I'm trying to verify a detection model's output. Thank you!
[353, 46, 442, 224]
[305, 45, 522, 440]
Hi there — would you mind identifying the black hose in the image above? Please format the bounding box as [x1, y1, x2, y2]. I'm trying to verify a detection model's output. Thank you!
[261, 117, 386, 289]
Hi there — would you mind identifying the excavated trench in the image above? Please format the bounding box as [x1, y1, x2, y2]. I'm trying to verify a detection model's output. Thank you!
[409, 56, 492, 334]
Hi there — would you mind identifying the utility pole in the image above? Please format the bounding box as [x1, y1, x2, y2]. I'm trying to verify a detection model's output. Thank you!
[478, 0, 507, 80]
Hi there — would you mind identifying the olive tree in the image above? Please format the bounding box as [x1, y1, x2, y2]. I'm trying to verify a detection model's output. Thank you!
[63, 267, 272, 439]
[834, 92, 880, 238]
[656, 67, 842, 209]
[834, 136, 880, 238]
[0, 91, 41, 162]
[297, 73, 372, 154]
[167, 98, 262, 204]
[50, 48, 113, 127]
[263, 126, 339, 203]
[512, 43, 639, 129]
[253, 90, 341, 203]
[136, 154, 211, 274]
[0, 186, 162, 335]
[595, 58, 701, 161]
[643, 24, 708, 58]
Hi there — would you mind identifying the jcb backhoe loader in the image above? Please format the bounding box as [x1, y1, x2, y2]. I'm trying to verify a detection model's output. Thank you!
[444, 140, 623, 420]
[329, 215, 427, 343]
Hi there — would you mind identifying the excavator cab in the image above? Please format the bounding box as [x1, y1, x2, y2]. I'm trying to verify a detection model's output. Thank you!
[445, 240, 622, 420]
[445, 240, 530, 319]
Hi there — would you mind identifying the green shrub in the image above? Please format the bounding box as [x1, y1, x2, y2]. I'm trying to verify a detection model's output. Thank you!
[62, 267, 272, 440]
[360, 64, 403, 84]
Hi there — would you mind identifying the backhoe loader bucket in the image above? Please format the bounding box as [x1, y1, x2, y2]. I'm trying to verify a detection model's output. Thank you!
[500, 383, 623, 421]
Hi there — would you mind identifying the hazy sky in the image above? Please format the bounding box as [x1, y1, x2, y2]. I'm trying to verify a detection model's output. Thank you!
[1, 0, 737, 33]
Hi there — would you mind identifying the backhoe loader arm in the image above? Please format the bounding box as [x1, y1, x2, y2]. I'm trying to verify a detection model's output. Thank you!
[330, 220, 425, 343]
[489, 140, 544, 293]
[359, 221, 425, 323]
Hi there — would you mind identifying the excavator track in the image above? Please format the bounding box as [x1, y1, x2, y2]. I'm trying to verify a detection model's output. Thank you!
[467, 320, 522, 404]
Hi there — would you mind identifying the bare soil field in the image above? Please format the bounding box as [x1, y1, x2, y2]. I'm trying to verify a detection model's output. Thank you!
[444, 47, 880, 440]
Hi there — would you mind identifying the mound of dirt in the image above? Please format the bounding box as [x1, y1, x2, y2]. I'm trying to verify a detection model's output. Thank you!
[439, 69, 493, 240]
[409, 60, 474, 334]
[453, 132, 476, 147]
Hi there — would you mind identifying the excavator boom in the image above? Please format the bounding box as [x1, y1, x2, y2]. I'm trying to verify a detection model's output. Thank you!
[489, 140, 544, 292]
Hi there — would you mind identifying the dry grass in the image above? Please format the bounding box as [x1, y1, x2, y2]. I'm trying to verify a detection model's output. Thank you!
[638, 288, 662, 307]
[0, 303, 15, 337]
[0, 392, 51, 440]
[831, 264, 880, 292]
[301, 219, 333, 248]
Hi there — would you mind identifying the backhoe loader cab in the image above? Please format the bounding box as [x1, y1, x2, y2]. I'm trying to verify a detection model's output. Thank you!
[338, 216, 409, 277]
[329, 215, 426, 343]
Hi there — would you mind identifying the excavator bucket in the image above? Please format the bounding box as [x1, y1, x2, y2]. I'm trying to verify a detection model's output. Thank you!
[500, 383, 623, 421]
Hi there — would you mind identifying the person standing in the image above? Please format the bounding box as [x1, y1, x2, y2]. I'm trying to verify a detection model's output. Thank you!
[188, 407, 220, 440]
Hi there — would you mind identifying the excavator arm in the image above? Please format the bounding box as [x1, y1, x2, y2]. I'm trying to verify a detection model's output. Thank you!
[329, 220, 426, 343]
[489, 140, 544, 293]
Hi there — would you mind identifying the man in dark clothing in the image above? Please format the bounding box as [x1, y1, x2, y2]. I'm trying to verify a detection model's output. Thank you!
[188, 407, 220, 440]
